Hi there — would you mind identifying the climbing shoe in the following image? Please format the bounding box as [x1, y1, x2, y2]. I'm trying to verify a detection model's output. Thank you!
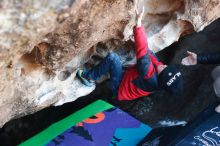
[77, 69, 94, 87]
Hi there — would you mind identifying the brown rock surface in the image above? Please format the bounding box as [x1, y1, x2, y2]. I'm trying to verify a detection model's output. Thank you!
[0, 0, 220, 128]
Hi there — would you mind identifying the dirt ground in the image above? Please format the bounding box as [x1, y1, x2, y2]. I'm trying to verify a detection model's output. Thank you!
[1, 18, 220, 146]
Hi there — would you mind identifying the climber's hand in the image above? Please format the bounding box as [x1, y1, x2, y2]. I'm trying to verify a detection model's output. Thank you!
[135, 6, 144, 27]
[181, 51, 197, 66]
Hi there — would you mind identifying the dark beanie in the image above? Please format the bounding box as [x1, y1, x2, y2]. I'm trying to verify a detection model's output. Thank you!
[158, 65, 183, 95]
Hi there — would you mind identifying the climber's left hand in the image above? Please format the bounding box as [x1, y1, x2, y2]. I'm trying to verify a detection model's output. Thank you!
[135, 6, 144, 27]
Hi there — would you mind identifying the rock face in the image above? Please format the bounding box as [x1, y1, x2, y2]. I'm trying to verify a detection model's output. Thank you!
[0, 0, 220, 127]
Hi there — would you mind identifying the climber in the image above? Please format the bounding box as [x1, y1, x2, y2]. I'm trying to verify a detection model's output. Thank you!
[77, 7, 183, 101]
[182, 51, 220, 113]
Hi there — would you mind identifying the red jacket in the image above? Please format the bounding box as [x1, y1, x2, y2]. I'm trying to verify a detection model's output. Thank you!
[118, 26, 163, 100]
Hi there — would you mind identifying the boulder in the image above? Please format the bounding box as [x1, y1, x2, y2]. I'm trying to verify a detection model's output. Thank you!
[0, 0, 220, 128]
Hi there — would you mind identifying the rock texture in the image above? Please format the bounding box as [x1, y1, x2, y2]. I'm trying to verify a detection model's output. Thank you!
[0, 0, 220, 128]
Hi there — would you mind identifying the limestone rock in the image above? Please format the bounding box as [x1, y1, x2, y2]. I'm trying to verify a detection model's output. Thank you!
[0, 0, 220, 128]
